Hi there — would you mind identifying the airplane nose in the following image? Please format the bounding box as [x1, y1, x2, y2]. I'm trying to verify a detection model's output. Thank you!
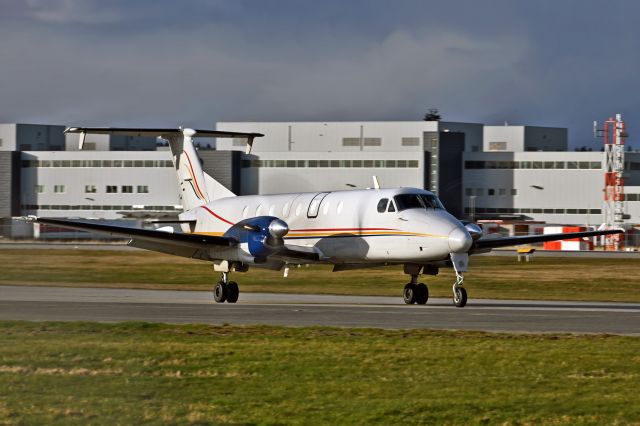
[448, 227, 472, 253]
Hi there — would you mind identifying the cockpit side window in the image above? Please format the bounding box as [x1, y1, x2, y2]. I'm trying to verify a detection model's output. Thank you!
[377, 198, 389, 213]
[420, 194, 445, 209]
[387, 200, 396, 212]
[394, 194, 444, 212]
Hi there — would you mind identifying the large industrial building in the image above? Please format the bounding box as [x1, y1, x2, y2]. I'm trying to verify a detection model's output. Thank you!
[1, 120, 639, 242]
[218, 121, 640, 227]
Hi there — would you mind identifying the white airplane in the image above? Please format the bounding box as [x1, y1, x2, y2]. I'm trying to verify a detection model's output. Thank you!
[35, 127, 623, 307]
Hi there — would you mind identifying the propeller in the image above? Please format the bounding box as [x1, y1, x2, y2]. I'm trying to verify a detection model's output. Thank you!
[225, 216, 290, 258]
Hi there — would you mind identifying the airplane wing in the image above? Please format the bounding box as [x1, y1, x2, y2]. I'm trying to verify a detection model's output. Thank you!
[36, 218, 236, 248]
[35, 217, 320, 262]
[473, 229, 623, 251]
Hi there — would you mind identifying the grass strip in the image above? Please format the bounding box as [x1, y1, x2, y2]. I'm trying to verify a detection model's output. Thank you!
[1, 249, 640, 301]
[0, 321, 639, 425]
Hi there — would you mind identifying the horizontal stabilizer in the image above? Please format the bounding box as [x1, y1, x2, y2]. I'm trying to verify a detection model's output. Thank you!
[65, 127, 263, 139]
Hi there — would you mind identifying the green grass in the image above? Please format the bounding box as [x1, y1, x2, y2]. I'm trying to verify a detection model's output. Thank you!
[1, 249, 640, 302]
[0, 321, 638, 425]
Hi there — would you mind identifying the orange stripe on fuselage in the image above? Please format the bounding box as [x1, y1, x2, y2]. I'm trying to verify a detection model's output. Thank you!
[184, 151, 206, 200]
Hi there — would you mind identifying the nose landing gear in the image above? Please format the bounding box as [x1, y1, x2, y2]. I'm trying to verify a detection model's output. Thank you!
[450, 252, 469, 308]
[452, 272, 467, 308]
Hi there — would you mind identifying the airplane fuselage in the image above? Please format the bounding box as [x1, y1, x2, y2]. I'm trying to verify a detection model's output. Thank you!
[187, 187, 471, 265]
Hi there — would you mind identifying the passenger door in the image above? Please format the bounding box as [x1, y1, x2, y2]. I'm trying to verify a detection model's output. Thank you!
[307, 192, 330, 218]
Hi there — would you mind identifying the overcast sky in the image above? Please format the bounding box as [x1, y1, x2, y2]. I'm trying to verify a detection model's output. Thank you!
[1, 0, 639, 148]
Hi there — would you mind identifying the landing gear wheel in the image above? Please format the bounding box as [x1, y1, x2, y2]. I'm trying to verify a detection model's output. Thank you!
[403, 283, 417, 304]
[453, 287, 467, 308]
[213, 281, 228, 303]
[226, 281, 239, 303]
[415, 283, 429, 305]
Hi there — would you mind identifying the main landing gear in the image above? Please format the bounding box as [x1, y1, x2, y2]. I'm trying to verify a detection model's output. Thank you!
[213, 271, 239, 304]
[402, 264, 429, 305]
[402, 262, 468, 307]
[403, 276, 429, 305]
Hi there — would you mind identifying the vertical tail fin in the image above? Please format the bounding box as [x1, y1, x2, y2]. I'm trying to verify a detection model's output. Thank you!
[167, 129, 210, 211]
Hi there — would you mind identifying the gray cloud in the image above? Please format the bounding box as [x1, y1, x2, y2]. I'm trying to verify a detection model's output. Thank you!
[1, 0, 640, 147]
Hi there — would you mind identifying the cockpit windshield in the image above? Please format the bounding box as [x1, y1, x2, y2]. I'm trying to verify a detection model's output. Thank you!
[393, 194, 445, 211]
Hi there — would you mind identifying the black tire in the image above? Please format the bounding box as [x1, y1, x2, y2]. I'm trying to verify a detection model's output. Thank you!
[403, 283, 417, 304]
[415, 283, 429, 305]
[226, 281, 239, 303]
[213, 281, 228, 303]
[453, 287, 467, 308]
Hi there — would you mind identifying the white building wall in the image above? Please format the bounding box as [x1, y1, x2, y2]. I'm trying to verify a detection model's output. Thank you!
[21, 151, 180, 219]
[217, 121, 439, 152]
[483, 126, 525, 152]
[464, 151, 640, 225]
[247, 151, 424, 195]
[217, 121, 483, 153]
[483, 125, 568, 152]
[0, 124, 17, 151]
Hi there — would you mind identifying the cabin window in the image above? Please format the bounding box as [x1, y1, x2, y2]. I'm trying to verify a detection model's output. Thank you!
[394, 194, 444, 212]
[242, 206, 248, 218]
[323, 202, 330, 215]
[337, 201, 344, 214]
[295, 203, 302, 216]
[377, 198, 389, 213]
[268, 205, 275, 216]
[256, 205, 263, 216]
[282, 202, 291, 217]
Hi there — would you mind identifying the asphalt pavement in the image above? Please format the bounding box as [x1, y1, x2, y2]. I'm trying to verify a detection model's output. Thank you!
[1, 285, 639, 335]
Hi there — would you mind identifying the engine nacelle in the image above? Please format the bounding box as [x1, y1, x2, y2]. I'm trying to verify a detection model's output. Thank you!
[224, 216, 289, 258]
[462, 221, 483, 241]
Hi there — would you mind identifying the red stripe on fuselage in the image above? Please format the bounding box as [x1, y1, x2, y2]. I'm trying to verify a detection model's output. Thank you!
[202, 206, 234, 225]
[290, 227, 395, 232]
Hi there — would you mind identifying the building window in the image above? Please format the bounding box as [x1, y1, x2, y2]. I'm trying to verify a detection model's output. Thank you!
[85, 185, 97, 193]
[342, 138, 360, 147]
[511, 189, 518, 196]
[488, 189, 495, 196]
[465, 188, 473, 196]
[498, 188, 506, 196]
[363, 137, 381, 146]
[106, 186, 118, 193]
[137, 185, 149, 193]
[475, 188, 484, 196]
[488, 141, 507, 151]
[401, 137, 420, 146]
[121, 186, 133, 193]
[34, 185, 44, 194]
[54, 185, 65, 193]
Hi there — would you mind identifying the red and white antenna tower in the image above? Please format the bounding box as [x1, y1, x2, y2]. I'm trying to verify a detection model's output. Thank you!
[595, 113, 626, 250]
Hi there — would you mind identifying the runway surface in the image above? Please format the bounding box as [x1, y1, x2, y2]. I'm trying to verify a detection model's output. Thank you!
[1, 285, 639, 335]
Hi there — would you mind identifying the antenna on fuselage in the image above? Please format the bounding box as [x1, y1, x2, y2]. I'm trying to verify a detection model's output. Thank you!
[372, 176, 380, 190]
